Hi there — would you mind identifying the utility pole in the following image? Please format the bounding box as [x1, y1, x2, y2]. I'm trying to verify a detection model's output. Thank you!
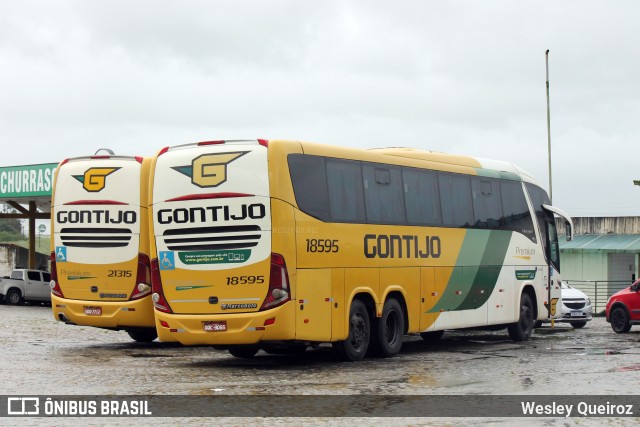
[546, 49, 553, 203]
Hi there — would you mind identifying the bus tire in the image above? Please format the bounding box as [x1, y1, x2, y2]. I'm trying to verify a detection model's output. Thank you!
[5, 289, 23, 306]
[333, 299, 370, 362]
[228, 344, 260, 358]
[508, 293, 534, 341]
[127, 328, 158, 343]
[372, 298, 404, 358]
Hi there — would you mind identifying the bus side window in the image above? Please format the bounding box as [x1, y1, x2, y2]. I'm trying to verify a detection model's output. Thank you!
[326, 158, 366, 223]
[402, 168, 441, 226]
[288, 154, 330, 221]
[439, 172, 474, 228]
[362, 164, 405, 224]
[471, 177, 503, 229]
[501, 180, 536, 242]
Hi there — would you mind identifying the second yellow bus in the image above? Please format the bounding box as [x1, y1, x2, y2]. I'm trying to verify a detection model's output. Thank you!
[51, 153, 157, 342]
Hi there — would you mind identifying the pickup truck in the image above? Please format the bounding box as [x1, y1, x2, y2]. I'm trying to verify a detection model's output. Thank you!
[0, 269, 52, 305]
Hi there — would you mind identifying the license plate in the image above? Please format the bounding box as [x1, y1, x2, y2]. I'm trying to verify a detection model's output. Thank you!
[570, 311, 583, 317]
[203, 321, 227, 332]
[84, 306, 102, 316]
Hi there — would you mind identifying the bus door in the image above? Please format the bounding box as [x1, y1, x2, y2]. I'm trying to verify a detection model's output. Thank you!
[542, 205, 573, 319]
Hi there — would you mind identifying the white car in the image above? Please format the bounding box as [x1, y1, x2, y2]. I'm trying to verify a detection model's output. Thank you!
[536, 282, 592, 328]
[0, 269, 51, 305]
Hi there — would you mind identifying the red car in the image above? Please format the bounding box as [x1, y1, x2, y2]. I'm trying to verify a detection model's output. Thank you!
[605, 280, 640, 333]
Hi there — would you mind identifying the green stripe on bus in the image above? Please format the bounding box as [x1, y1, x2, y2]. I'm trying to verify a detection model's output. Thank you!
[475, 168, 522, 181]
[457, 230, 511, 310]
[427, 230, 512, 313]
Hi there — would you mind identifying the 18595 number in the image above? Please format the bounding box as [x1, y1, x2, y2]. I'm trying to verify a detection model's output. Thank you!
[227, 276, 265, 285]
[306, 239, 339, 253]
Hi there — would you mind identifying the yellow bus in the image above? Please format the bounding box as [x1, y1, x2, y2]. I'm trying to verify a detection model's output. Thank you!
[50, 153, 157, 342]
[149, 139, 573, 360]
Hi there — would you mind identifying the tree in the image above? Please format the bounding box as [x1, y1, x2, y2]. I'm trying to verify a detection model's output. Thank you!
[0, 204, 24, 241]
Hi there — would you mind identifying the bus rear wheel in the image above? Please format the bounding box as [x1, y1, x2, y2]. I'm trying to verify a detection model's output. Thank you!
[508, 293, 534, 341]
[333, 299, 370, 362]
[371, 298, 404, 358]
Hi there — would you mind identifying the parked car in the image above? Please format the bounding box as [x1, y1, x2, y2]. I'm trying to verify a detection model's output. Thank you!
[0, 269, 51, 305]
[535, 281, 592, 328]
[605, 279, 640, 333]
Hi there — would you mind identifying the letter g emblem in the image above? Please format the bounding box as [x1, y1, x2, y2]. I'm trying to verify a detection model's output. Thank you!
[73, 167, 120, 192]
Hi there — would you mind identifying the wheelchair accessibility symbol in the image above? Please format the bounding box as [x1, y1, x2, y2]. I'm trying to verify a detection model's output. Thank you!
[159, 251, 175, 270]
[56, 246, 67, 263]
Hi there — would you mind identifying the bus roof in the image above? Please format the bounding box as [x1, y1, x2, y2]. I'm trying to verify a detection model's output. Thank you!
[291, 140, 542, 187]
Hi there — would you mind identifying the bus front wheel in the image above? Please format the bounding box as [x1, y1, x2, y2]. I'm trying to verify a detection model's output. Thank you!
[508, 293, 534, 341]
[333, 299, 370, 362]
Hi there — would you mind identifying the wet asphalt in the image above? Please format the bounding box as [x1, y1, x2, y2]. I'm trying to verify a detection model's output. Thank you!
[1, 303, 639, 426]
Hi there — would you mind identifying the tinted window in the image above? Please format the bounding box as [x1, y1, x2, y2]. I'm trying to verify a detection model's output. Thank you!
[362, 164, 405, 224]
[288, 154, 330, 221]
[471, 177, 503, 229]
[43, 272, 51, 282]
[326, 158, 366, 223]
[501, 180, 535, 241]
[439, 173, 474, 227]
[402, 168, 441, 225]
[525, 183, 557, 268]
[27, 271, 41, 281]
[547, 216, 561, 271]
[525, 183, 551, 241]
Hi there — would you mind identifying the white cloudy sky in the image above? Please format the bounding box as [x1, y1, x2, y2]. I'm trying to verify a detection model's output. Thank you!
[1, 0, 639, 217]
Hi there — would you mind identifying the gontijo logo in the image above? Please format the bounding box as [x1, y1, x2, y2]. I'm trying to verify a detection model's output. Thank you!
[73, 167, 120, 192]
[171, 152, 248, 188]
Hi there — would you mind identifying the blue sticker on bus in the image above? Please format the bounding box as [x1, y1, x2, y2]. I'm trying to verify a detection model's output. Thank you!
[159, 251, 175, 270]
[56, 246, 67, 263]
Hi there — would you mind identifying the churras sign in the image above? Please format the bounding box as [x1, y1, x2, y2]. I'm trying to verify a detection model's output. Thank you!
[0, 163, 58, 198]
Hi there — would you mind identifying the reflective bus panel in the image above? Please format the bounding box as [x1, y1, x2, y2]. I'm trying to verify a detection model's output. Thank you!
[50, 155, 157, 343]
[149, 140, 573, 360]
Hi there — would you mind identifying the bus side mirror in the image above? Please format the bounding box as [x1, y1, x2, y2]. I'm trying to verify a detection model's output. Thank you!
[542, 204, 573, 242]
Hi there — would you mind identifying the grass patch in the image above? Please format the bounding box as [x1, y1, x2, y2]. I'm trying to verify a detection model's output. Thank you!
[5, 237, 51, 255]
